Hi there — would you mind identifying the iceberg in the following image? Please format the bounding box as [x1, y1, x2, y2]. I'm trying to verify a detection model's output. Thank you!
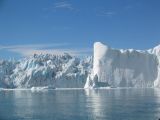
[85, 42, 160, 88]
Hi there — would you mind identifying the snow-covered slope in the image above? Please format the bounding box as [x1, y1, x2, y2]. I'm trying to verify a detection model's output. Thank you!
[85, 42, 160, 88]
[0, 54, 92, 88]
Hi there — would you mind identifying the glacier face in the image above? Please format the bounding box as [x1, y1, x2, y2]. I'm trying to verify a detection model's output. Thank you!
[0, 54, 92, 88]
[85, 42, 160, 88]
[0, 60, 17, 88]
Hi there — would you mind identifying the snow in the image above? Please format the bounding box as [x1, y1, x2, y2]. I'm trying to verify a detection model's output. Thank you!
[85, 42, 160, 88]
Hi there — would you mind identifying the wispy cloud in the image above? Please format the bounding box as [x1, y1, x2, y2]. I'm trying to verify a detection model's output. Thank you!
[0, 43, 92, 57]
[97, 10, 115, 17]
[0, 43, 68, 50]
[95, 8, 116, 17]
[42, 1, 75, 19]
[124, 5, 133, 10]
[9, 48, 92, 57]
[53, 1, 73, 10]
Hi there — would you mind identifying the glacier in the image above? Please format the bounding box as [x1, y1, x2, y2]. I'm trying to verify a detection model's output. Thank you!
[0, 53, 92, 88]
[85, 42, 160, 88]
[0, 42, 160, 89]
[0, 60, 17, 88]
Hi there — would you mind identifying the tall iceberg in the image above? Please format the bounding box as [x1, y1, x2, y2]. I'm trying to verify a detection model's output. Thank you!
[85, 42, 160, 88]
[152, 45, 160, 87]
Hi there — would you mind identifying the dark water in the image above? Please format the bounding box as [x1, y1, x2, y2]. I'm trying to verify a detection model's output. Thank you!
[0, 88, 160, 120]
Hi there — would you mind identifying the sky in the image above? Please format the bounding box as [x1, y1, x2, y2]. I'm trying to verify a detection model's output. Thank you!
[0, 0, 160, 59]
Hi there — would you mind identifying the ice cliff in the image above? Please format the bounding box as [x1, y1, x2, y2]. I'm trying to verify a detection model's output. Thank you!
[85, 42, 160, 88]
[0, 60, 17, 88]
[0, 54, 92, 88]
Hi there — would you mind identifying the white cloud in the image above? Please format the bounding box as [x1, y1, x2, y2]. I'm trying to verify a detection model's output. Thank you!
[96, 8, 115, 17]
[9, 48, 92, 57]
[0, 43, 69, 50]
[98, 11, 115, 17]
[53, 1, 73, 10]
[0, 43, 92, 57]
[42, 1, 76, 19]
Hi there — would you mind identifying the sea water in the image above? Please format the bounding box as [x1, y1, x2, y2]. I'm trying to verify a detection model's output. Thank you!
[0, 88, 160, 120]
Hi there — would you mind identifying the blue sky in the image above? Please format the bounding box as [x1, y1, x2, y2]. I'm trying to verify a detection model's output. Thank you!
[0, 0, 160, 59]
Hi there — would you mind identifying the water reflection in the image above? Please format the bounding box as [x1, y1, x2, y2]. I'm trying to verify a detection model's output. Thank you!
[12, 90, 89, 120]
[0, 89, 160, 120]
[84, 88, 160, 120]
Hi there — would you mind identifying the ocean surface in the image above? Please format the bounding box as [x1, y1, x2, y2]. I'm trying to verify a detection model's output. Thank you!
[0, 88, 160, 120]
